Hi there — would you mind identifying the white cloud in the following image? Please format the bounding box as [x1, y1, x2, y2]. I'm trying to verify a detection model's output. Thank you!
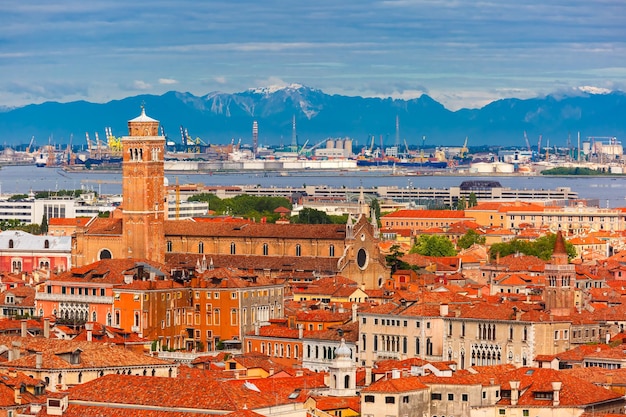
[158, 78, 178, 85]
[214, 76, 227, 84]
[133, 80, 152, 90]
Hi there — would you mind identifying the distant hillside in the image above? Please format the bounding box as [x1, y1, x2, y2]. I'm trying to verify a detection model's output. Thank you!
[1, 85, 625, 149]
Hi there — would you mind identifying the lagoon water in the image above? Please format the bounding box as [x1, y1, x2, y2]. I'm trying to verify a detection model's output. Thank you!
[1, 165, 626, 208]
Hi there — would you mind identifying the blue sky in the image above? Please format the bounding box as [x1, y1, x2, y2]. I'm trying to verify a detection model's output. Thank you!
[2, 0, 625, 110]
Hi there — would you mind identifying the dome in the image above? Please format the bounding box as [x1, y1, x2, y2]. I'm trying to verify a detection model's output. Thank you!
[335, 338, 351, 358]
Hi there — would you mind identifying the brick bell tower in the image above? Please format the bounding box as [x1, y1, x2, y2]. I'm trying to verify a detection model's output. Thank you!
[121, 106, 165, 263]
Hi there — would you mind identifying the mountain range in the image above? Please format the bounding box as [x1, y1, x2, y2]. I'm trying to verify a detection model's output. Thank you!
[1, 84, 625, 149]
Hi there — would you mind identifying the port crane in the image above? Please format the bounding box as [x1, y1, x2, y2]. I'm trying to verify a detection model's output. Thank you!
[25, 136, 35, 154]
[459, 136, 469, 158]
[523, 131, 531, 153]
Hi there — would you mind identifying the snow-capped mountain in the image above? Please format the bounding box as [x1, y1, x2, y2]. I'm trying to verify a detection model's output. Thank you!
[1, 86, 625, 148]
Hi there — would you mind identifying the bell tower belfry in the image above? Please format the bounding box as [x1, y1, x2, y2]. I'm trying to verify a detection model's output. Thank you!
[121, 107, 165, 263]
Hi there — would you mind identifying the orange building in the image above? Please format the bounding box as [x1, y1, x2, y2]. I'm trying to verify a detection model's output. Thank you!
[381, 209, 473, 235]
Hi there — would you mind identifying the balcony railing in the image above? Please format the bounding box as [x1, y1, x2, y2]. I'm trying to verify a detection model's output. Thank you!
[35, 292, 114, 304]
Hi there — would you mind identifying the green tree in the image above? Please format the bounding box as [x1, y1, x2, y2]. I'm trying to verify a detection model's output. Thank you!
[456, 197, 466, 210]
[385, 244, 410, 274]
[410, 235, 457, 257]
[468, 192, 478, 208]
[8, 194, 29, 201]
[457, 229, 486, 249]
[370, 198, 381, 220]
[40, 213, 48, 234]
[293, 207, 332, 224]
[489, 234, 576, 261]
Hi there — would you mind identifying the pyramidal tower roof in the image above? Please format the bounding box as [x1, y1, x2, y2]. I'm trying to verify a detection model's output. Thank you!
[553, 230, 567, 255]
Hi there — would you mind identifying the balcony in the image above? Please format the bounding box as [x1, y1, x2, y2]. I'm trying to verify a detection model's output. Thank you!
[375, 350, 401, 360]
[35, 292, 114, 304]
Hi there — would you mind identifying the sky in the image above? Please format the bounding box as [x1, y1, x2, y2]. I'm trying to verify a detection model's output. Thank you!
[2, 0, 625, 111]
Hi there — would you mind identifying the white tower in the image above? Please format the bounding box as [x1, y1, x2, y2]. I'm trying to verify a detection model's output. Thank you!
[328, 338, 357, 396]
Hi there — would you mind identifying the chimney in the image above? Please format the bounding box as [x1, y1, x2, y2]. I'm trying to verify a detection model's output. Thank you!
[254, 322, 260, 336]
[298, 324, 303, 339]
[269, 368, 275, 376]
[20, 319, 27, 337]
[352, 303, 358, 323]
[552, 381, 562, 406]
[36, 352, 42, 369]
[43, 317, 50, 339]
[13, 386, 21, 405]
[440, 304, 449, 317]
[11, 341, 21, 361]
[510, 380, 520, 406]
[85, 323, 93, 342]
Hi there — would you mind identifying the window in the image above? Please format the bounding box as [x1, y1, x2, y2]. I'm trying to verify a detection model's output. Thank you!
[198, 242, 204, 253]
[462, 394, 468, 402]
[384, 396, 395, 404]
[402, 395, 409, 403]
[263, 243, 269, 256]
[329, 244, 335, 257]
[499, 410, 506, 415]
[364, 395, 375, 403]
[431, 393, 442, 400]
[523, 411, 529, 417]
[448, 393, 454, 401]
[166, 241, 172, 252]
[230, 242, 236, 255]
[295, 244, 301, 257]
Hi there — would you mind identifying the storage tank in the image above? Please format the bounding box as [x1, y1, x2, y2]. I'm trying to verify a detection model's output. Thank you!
[493, 162, 515, 173]
[469, 162, 493, 174]
[326, 139, 335, 149]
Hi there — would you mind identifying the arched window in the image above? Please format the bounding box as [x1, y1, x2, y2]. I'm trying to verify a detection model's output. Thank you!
[295, 345, 299, 359]
[344, 375, 350, 389]
[44, 240, 49, 249]
[295, 244, 301, 257]
[166, 241, 172, 252]
[263, 243, 269, 256]
[107, 313, 112, 326]
[78, 372, 83, 383]
[99, 249, 112, 260]
[8, 239, 13, 249]
[92, 311, 97, 322]
[329, 244, 335, 257]
[198, 242, 204, 253]
[230, 242, 236, 255]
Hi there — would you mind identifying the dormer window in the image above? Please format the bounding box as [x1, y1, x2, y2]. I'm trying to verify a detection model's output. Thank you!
[5, 295, 14, 305]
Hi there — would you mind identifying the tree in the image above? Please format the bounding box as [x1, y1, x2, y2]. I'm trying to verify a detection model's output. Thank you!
[370, 198, 381, 220]
[40, 213, 48, 234]
[8, 194, 28, 201]
[410, 235, 457, 257]
[457, 229, 486, 249]
[456, 197, 466, 210]
[294, 207, 332, 224]
[488, 233, 576, 261]
[385, 244, 410, 274]
[468, 192, 478, 208]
